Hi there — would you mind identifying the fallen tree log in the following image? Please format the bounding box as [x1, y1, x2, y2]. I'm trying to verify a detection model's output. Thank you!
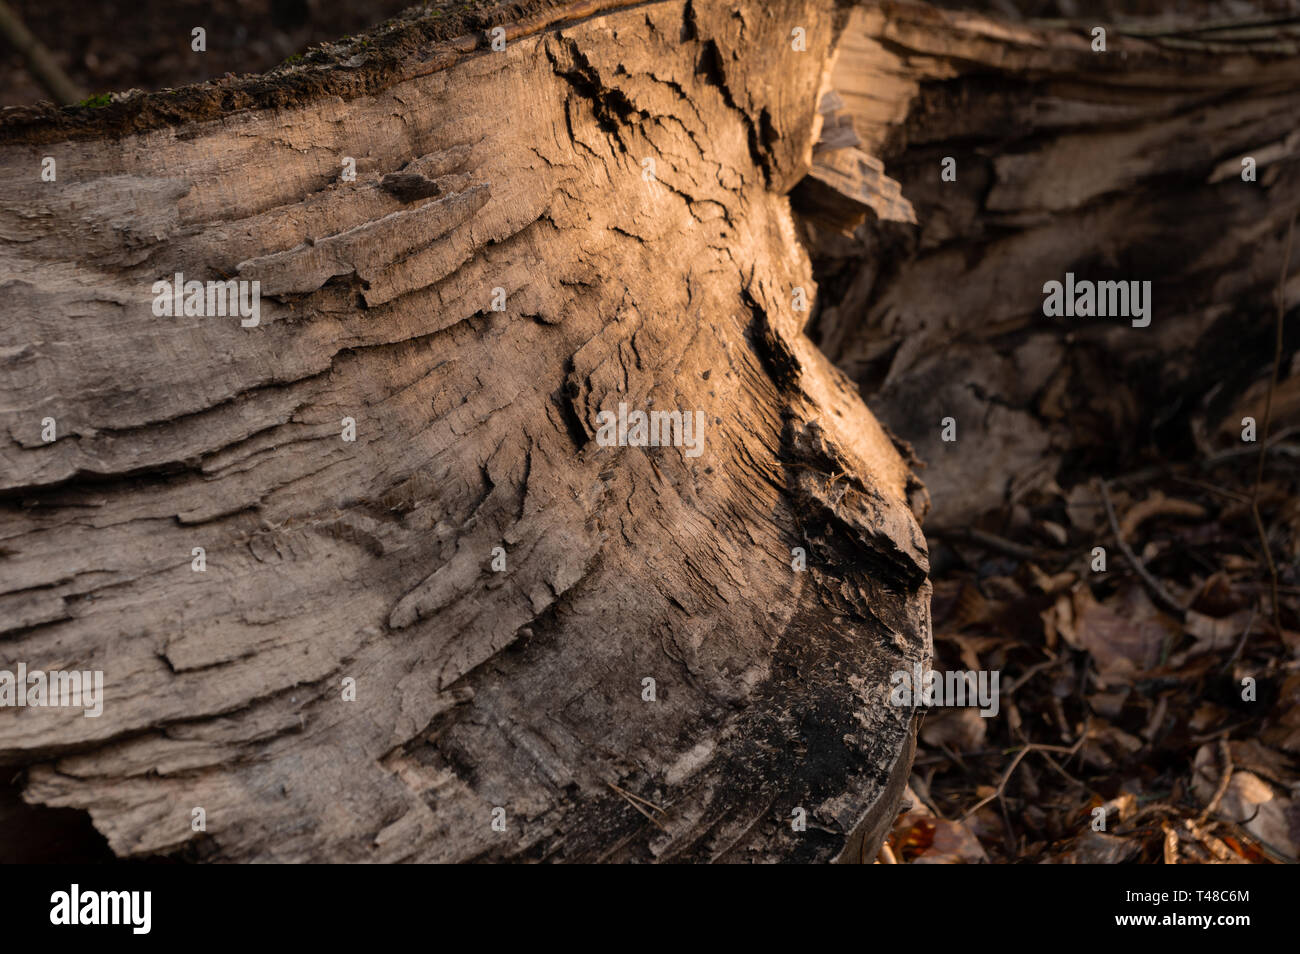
[0, 0, 931, 862]
[806, 2, 1300, 527]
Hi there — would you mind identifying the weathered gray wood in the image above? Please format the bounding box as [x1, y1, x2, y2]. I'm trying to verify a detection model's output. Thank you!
[0, 0, 931, 862]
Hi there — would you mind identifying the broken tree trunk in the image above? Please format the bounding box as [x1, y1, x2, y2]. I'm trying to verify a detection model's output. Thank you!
[0, 0, 931, 862]
[805, 2, 1300, 527]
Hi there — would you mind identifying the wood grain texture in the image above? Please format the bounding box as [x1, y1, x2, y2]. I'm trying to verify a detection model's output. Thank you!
[810, 2, 1300, 526]
[0, 0, 931, 862]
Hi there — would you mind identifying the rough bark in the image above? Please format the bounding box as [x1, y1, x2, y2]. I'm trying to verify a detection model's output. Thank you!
[806, 2, 1300, 527]
[0, 0, 932, 862]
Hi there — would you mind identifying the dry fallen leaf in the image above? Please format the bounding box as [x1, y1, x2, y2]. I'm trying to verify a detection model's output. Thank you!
[1179, 608, 1254, 659]
[1045, 830, 1140, 864]
[919, 706, 988, 752]
[1192, 745, 1298, 862]
[1070, 586, 1171, 683]
[891, 811, 988, 864]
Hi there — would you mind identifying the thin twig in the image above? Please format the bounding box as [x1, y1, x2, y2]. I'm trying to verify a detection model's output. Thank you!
[1205, 424, 1300, 464]
[1121, 800, 1175, 831]
[1197, 737, 1234, 826]
[1033, 748, 1091, 791]
[1099, 480, 1188, 618]
[0, 0, 84, 104]
[1169, 474, 1250, 504]
[1108, 424, 1300, 488]
[607, 781, 667, 831]
[930, 526, 1040, 561]
[1005, 653, 1068, 694]
[960, 737, 1087, 821]
[1252, 213, 1294, 632]
[608, 781, 665, 814]
[1218, 607, 1257, 675]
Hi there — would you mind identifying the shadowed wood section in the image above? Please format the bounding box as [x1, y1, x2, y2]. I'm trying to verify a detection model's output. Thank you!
[0, 0, 930, 863]
[809, 1, 1300, 527]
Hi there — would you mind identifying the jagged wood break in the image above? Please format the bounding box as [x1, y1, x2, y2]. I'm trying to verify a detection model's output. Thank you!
[808, 3, 1300, 527]
[0, 0, 931, 862]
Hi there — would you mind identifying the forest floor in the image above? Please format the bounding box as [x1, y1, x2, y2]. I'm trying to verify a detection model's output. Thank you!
[890, 411, 1300, 863]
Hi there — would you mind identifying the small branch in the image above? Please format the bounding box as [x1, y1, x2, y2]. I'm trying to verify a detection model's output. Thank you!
[929, 526, 1040, 561]
[1204, 424, 1300, 465]
[1196, 737, 1234, 826]
[0, 0, 84, 105]
[1218, 607, 1257, 675]
[1252, 213, 1295, 633]
[1099, 480, 1188, 618]
[607, 781, 667, 831]
[1005, 653, 1068, 694]
[960, 737, 1087, 821]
